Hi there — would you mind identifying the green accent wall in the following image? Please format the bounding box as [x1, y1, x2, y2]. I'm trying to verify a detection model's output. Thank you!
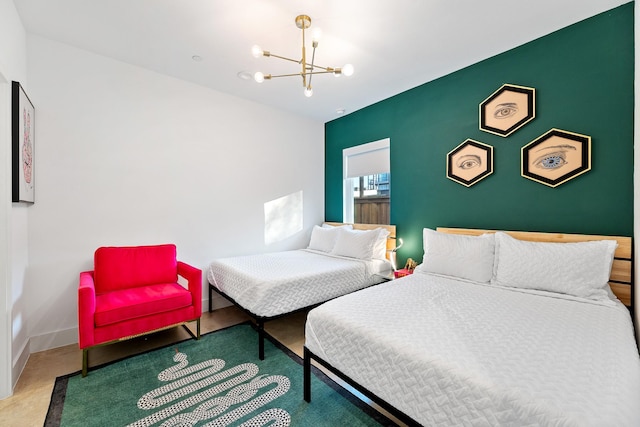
[325, 3, 634, 262]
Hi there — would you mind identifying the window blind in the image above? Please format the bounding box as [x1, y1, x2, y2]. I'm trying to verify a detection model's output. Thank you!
[343, 138, 390, 178]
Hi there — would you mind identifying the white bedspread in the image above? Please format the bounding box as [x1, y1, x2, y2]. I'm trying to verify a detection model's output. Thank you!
[305, 272, 640, 426]
[207, 249, 390, 318]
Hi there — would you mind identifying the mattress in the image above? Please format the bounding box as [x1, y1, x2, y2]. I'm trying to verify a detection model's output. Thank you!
[305, 272, 640, 426]
[207, 249, 390, 318]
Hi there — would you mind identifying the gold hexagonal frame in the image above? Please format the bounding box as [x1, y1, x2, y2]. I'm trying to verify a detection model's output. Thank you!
[480, 84, 535, 137]
[521, 128, 591, 188]
[447, 139, 493, 187]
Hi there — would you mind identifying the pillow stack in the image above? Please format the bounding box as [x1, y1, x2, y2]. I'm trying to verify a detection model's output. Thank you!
[307, 224, 390, 260]
[414, 228, 618, 303]
[491, 231, 617, 302]
[415, 228, 495, 283]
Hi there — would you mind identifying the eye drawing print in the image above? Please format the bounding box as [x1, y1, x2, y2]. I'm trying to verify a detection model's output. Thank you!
[480, 84, 535, 137]
[521, 129, 591, 188]
[532, 144, 576, 170]
[527, 138, 582, 181]
[457, 154, 481, 170]
[447, 139, 493, 187]
[493, 102, 518, 120]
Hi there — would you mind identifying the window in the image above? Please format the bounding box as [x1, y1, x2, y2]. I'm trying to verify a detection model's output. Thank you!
[343, 139, 390, 225]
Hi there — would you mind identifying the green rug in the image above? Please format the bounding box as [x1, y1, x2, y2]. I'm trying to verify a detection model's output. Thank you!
[45, 323, 392, 426]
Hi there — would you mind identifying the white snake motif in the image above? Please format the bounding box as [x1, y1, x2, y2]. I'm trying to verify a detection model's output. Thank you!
[127, 350, 291, 427]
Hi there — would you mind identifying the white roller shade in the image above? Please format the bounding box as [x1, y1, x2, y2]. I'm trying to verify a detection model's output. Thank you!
[343, 138, 390, 178]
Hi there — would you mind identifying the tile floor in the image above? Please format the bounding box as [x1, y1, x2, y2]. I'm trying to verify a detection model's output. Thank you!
[0, 306, 402, 426]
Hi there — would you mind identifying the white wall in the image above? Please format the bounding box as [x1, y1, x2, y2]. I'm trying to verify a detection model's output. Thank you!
[24, 35, 324, 351]
[634, 0, 639, 346]
[0, 0, 28, 399]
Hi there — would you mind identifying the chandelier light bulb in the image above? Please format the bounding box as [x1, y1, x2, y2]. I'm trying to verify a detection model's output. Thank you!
[312, 28, 322, 43]
[254, 72, 265, 83]
[342, 64, 354, 77]
[251, 45, 263, 58]
[304, 87, 313, 97]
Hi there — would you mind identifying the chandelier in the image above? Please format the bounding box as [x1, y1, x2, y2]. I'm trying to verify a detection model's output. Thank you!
[251, 14, 353, 97]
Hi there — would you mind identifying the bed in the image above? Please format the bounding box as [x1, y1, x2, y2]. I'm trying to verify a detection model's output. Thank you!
[208, 222, 396, 359]
[304, 227, 640, 426]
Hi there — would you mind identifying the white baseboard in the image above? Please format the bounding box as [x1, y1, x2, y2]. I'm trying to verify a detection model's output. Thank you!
[29, 327, 78, 353]
[20, 297, 232, 355]
[209, 295, 232, 311]
[11, 339, 30, 391]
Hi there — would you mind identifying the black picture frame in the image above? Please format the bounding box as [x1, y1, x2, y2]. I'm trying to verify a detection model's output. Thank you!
[521, 128, 591, 188]
[479, 83, 535, 137]
[12, 81, 35, 203]
[446, 139, 494, 187]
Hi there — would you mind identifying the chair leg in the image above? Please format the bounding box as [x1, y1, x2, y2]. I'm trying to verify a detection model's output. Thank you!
[258, 320, 265, 360]
[82, 349, 88, 377]
[196, 318, 201, 340]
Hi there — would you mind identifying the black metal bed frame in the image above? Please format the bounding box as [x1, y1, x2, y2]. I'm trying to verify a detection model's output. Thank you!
[303, 346, 422, 427]
[209, 281, 420, 424]
[208, 283, 325, 360]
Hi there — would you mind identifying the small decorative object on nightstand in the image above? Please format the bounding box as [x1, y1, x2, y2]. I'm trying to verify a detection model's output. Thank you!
[394, 258, 417, 278]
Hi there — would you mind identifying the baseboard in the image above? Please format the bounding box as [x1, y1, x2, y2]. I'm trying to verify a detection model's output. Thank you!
[209, 295, 232, 310]
[29, 327, 78, 353]
[11, 339, 30, 391]
[21, 299, 231, 355]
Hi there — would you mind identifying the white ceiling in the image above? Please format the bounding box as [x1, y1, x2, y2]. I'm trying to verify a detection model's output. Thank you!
[14, 0, 629, 122]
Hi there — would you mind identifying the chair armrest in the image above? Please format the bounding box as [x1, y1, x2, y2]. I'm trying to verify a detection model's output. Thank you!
[78, 271, 97, 348]
[177, 261, 202, 314]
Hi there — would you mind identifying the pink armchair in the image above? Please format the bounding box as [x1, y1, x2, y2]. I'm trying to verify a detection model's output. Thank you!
[78, 244, 201, 376]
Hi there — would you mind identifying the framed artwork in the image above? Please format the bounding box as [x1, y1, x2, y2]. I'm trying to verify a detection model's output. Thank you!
[480, 84, 535, 137]
[446, 139, 494, 187]
[12, 81, 35, 203]
[521, 128, 591, 188]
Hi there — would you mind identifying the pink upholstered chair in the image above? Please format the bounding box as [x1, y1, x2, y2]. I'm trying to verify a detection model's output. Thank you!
[78, 244, 201, 376]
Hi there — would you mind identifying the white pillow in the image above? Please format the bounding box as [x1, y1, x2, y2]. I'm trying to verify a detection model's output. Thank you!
[414, 228, 495, 283]
[322, 223, 353, 230]
[373, 228, 390, 260]
[331, 228, 382, 260]
[491, 231, 617, 301]
[307, 225, 341, 253]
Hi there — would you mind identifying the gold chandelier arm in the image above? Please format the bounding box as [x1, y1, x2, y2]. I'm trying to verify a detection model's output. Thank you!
[265, 70, 340, 79]
[264, 52, 302, 64]
[265, 72, 305, 79]
[306, 44, 317, 89]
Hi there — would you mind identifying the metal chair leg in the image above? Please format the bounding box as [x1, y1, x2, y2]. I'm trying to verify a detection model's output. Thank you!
[82, 349, 88, 377]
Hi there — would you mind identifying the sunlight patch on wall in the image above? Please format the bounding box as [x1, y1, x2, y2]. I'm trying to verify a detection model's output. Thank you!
[12, 312, 22, 339]
[264, 191, 303, 245]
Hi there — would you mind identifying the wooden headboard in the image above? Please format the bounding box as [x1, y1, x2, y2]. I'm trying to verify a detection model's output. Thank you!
[324, 222, 397, 260]
[437, 227, 633, 308]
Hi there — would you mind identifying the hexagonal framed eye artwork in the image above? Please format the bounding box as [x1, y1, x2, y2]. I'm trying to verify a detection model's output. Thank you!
[521, 128, 591, 188]
[480, 84, 535, 137]
[447, 139, 494, 187]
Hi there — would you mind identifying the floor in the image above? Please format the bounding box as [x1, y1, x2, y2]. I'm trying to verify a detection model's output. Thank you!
[0, 306, 402, 426]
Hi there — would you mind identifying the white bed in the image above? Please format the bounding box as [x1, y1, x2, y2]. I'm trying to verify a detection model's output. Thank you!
[303, 228, 640, 426]
[207, 223, 395, 359]
[208, 249, 391, 318]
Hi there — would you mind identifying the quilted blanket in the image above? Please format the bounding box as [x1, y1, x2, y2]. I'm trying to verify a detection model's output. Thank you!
[208, 249, 389, 317]
[305, 273, 640, 426]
